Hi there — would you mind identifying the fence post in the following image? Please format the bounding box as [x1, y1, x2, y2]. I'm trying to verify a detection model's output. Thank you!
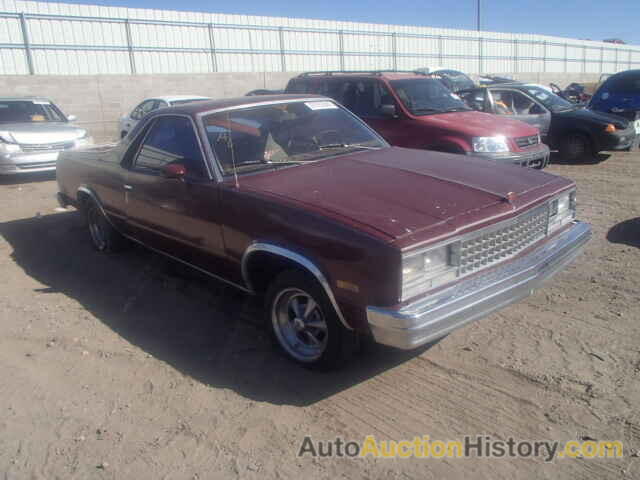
[542, 40, 547, 73]
[582, 45, 586, 73]
[438, 35, 443, 65]
[614, 47, 618, 72]
[600, 45, 604, 74]
[19, 13, 35, 75]
[513, 38, 518, 73]
[629, 50, 633, 70]
[391, 32, 397, 70]
[124, 19, 136, 75]
[278, 26, 286, 72]
[478, 36, 483, 74]
[564, 43, 568, 73]
[207, 23, 218, 72]
[338, 30, 345, 70]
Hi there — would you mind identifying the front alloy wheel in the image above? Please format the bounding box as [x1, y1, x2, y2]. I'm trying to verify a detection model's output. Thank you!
[272, 288, 328, 362]
[265, 270, 356, 369]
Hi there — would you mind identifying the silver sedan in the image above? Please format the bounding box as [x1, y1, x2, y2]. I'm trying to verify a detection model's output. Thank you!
[0, 97, 92, 175]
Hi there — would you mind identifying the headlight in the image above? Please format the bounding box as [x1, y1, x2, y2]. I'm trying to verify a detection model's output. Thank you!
[0, 131, 20, 154]
[548, 189, 576, 233]
[401, 243, 459, 301]
[0, 131, 17, 144]
[472, 136, 510, 153]
[74, 130, 93, 148]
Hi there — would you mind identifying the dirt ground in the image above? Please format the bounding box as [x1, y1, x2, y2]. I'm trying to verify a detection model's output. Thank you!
[0, 152, 639, 479]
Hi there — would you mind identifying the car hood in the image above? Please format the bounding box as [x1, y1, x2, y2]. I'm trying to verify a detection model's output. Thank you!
[557, 107, 630, 128]
[236, 147, 571, 245]
[414, 110, 539, 138]
[0, 122, 85, 144]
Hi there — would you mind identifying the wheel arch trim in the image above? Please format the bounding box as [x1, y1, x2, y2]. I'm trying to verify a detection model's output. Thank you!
[241, 242, 352, 330]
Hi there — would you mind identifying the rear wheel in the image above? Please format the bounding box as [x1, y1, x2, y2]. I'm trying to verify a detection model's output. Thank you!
[265, 269, 356, 369]
[84, 200, 127, 253]
[559, 133, 593, 162]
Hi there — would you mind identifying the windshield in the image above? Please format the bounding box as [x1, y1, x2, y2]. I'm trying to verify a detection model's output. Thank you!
[522, 86, 575, 112]
[203, 100, 386, 176]
[389, 78, 471, 115]
[0, 100, 66, 123]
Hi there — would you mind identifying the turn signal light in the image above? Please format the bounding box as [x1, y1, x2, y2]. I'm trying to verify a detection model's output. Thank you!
[605, 124, 616, 133]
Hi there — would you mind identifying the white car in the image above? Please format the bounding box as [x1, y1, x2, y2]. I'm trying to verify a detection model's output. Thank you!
[119, 95, 210, 138]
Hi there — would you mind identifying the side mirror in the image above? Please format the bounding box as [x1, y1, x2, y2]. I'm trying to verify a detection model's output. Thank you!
[162, 163, 187, 179]
[67, 114, 77, 122]
[380, 104, 397, 117]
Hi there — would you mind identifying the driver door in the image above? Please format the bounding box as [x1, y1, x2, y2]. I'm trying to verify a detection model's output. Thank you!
[124, 115, 226, 265]
[488, 88, 551, 138]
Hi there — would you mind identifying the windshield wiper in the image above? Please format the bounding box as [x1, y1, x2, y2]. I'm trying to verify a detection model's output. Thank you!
[317, 143, 382, 150]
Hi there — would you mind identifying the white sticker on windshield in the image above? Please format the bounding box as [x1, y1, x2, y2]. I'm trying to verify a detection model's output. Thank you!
[450, 93, 460, 99]
[305, 101, 338, 110]
[32, 100, 50, 105]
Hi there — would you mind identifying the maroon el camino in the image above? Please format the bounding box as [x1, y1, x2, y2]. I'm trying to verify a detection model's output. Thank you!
[56, 95, 591, 369]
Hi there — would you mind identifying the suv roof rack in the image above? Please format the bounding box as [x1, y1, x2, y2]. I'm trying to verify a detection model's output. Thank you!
[297, 70, 429, 77]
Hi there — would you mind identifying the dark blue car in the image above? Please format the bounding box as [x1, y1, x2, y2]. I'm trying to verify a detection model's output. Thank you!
[590, 70, 640, 138]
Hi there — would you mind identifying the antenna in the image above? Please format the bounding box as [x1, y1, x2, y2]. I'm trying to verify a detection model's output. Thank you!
[226, 110, 240, 189]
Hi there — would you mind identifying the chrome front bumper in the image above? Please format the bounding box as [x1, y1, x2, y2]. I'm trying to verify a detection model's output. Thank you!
[0, 151, 60, 174]
[367, 221, 591, 350]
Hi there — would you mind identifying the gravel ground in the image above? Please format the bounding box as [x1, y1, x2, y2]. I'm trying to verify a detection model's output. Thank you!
[0, 152, 638, 479]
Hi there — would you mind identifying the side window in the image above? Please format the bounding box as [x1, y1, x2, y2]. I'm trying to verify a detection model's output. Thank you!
[338, 80, 394, 118]
[491, 90, 541, 115]
[459, 90, 487, 112]
[133, 116, 207, 178]
[130, 100, 156, 120]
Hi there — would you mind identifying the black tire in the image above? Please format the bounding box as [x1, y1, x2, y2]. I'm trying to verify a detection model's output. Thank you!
[559, 133, 593, 162]
[265, 269, 356, 370]
[84, 200, 127, 253]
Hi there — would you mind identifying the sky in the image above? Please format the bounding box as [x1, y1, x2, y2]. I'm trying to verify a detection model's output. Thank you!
[38, 0, 640, 45]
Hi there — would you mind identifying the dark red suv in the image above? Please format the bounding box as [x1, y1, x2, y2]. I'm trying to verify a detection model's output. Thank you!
[286, 71, 550, 168]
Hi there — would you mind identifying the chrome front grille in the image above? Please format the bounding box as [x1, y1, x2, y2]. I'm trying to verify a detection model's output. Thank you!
[20, 141, 74, 152]
[515, 135, 540, 148]
[459, 206, 548, 275]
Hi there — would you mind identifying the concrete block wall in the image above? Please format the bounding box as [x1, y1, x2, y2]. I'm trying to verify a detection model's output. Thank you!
[0, 71, 296, 142]
[0, 71, 602, 143]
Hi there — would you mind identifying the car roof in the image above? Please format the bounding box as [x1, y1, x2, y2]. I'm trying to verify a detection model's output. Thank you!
[152, 94, 329, 116]
[149, 95, 211, 102]
[295, 71, 428, 81]
[0, 96, 53, 102]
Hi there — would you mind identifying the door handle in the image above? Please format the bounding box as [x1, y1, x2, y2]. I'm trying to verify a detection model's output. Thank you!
[611, 107, 624, 113]
[124, 184, 133, 191]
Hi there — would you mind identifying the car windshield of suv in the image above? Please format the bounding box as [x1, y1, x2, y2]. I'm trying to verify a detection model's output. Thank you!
[0, 100, 65, 123]
[389, 78, 471, 115]
[522, 86, 575, 112]
[203, 100, 386, 176]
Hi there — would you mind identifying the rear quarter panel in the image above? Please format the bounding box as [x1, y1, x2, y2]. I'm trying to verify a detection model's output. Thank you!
[57, 144, 128, 228]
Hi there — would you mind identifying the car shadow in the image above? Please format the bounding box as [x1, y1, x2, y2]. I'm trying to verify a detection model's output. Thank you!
[607, 218, 640, 249]
[0, 211, 436, 406]
[549, 152, 610, 165]
[0, 171, 56, 185]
